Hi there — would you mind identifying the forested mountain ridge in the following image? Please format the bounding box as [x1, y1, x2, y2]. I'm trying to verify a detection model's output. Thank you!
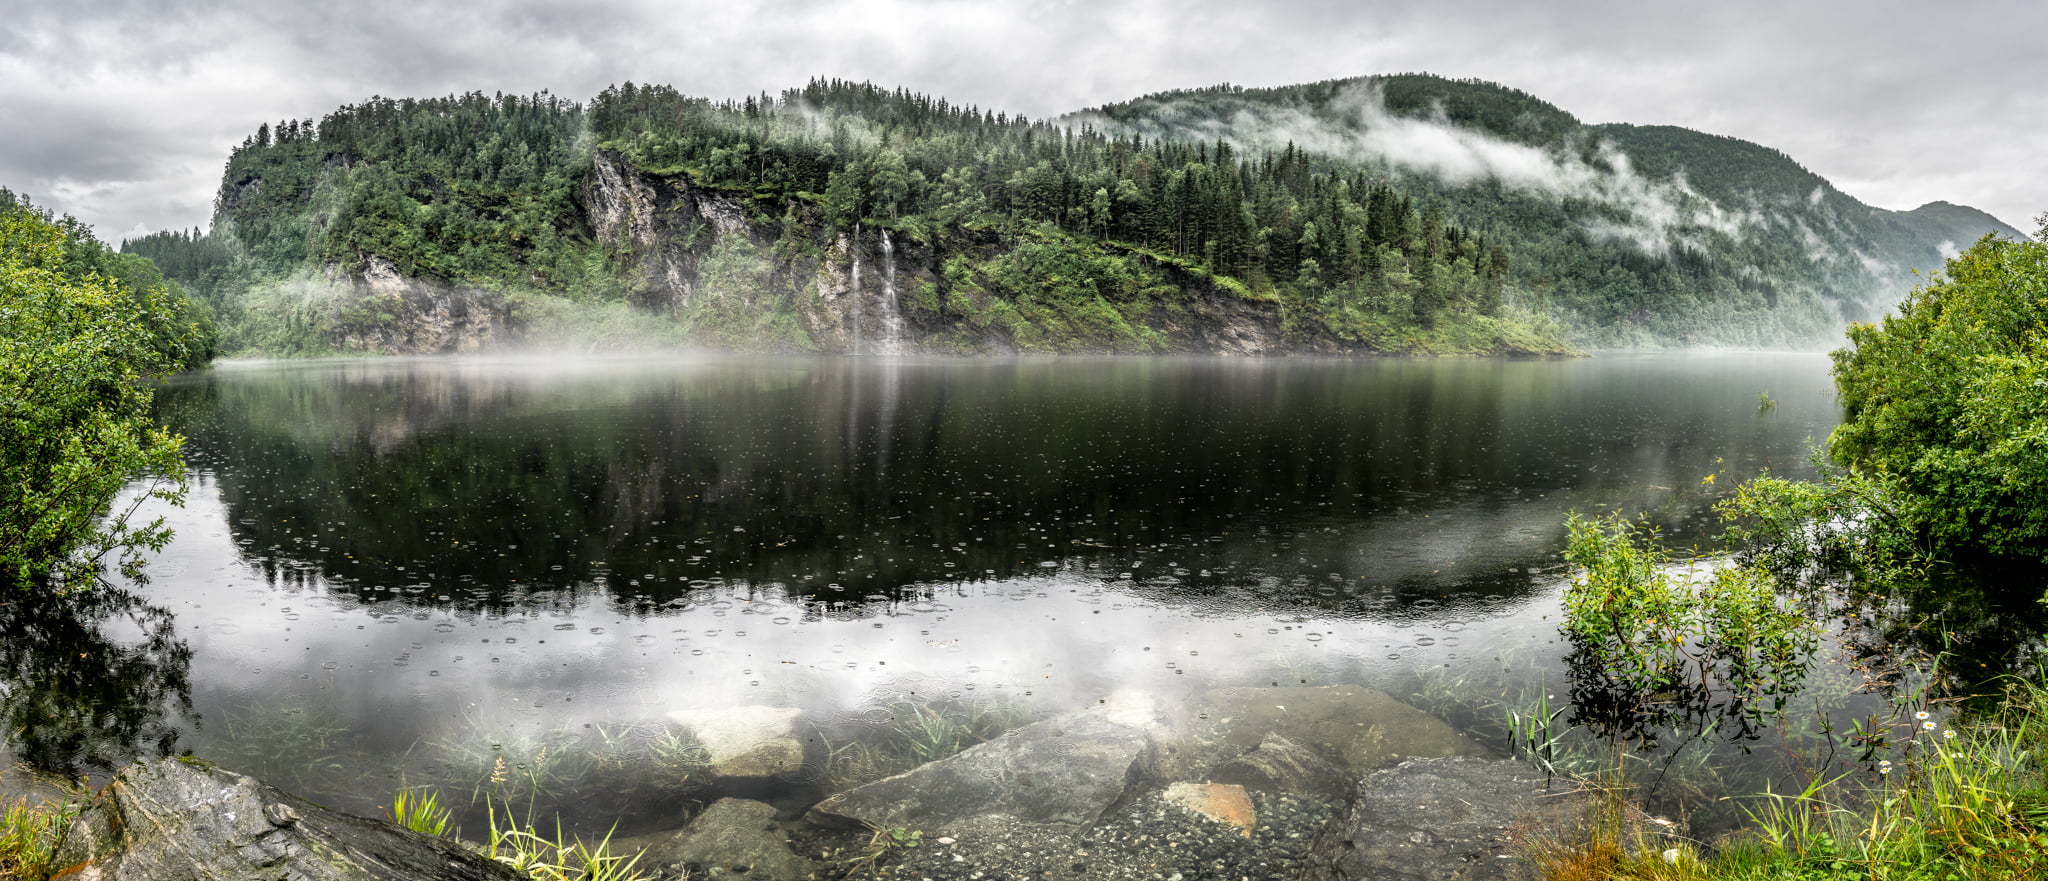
[124, 74, 2018, 357]
[1080, 75, 2021, 345]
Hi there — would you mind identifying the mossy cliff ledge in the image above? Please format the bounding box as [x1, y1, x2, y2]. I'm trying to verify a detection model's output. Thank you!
[572, 149, 1329, 357]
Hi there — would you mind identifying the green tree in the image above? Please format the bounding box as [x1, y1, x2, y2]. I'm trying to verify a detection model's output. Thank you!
[1, 195, 193, 591]
[1828, 225, 2048, 568]
[862, 150, 922, 219]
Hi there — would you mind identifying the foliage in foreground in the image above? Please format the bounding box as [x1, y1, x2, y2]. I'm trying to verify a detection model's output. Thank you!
[0, 796, 75, 881]
[1532, 675, 2048, 881]
[1560, 514, 1818, 748]
[1543, 220, 2048, 879]
[0, 191, 202, 591]
[1829, 227, 2048, 574]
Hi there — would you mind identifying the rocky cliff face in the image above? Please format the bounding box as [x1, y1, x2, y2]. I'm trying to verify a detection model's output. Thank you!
[317, 151, 1524, 357]
[323, 257, 519, 354]
[579, 150, 1296, 356]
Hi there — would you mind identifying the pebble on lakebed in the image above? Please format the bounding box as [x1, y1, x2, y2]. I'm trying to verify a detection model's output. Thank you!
[863, 788, 1335, 881]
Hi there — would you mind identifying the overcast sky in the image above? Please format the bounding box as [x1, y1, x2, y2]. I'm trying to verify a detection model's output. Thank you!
[2, 0, 2039, 242]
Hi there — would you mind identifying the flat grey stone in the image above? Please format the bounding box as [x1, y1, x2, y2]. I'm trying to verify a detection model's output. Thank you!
[1188, 685, 1486, 773]
[71, 758, 520, 881]
[808, 709, 1154, 831]
[675, 706, 811, 779]
[0, 760, 75, 809]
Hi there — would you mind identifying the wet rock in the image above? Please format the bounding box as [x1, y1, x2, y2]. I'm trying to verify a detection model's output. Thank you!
[1188, 685, 1485, 773]
[0, 760, 75, 810]
[1161, 782, 1255, 837]
[809, 708, 1154, 831]
[677, 705, 813, 779]
[1303, 756, 1597, 881]
[1212, 732, 1350, 800]
[67, 757, 520, 881]
[633, 798, 818, 881]
[51, 799, 119, 871]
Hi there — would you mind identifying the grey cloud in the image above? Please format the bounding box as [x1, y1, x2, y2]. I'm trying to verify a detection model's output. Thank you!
[1, 0, 2040, 238]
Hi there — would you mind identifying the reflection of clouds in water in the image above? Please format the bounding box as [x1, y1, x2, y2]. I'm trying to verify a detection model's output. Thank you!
[145, 479, 1562, 756]
[123, 353, 1844, 813]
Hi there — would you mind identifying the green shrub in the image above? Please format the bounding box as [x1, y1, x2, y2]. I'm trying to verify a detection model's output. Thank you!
[1, 196, 191, 590]
[1560, 514, 1817, 747]
[1829, 229, 2048, 575]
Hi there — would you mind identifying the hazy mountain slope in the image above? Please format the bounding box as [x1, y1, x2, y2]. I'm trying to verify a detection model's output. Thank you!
[131, 83, 1575, 357]
[1079, 74, 2021, 343]
[129, 75, 2018, 356]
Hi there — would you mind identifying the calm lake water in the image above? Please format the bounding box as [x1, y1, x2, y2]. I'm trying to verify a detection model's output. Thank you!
[11, 353, 1843, 828]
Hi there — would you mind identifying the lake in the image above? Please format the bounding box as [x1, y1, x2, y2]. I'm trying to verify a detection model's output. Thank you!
[6, 352, 1842, 831]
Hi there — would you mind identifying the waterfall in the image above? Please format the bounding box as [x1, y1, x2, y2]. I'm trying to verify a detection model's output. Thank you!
[879, 229, 905, 354]
[849, 224, 863, 355]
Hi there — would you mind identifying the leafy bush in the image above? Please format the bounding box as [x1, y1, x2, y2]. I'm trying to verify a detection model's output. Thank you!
[1560, 514, 1817, 747]
[1830, 227, 2048, 571]
[1, 195, 193, 590]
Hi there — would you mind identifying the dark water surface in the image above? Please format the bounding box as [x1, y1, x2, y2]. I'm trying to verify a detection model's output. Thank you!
[20, 353, 1842, 825]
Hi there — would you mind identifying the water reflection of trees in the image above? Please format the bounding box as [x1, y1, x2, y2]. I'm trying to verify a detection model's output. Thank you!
[1562, 557, 2047, 762]
[159, 357, 1832, 615]
[0, 582, 194, 777]
[1840, 565, 2048, 700]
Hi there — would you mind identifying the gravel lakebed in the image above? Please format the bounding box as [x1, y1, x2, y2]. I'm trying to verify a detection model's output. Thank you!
[852, 790, 1336, 881]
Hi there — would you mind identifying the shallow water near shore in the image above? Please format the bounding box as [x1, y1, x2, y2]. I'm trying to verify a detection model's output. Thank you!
[9, 352, 1846, 832]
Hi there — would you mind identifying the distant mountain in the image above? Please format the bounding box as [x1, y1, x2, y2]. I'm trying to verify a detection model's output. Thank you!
[125, 74, 2019, 357]
[1079, 74, 2021, 345]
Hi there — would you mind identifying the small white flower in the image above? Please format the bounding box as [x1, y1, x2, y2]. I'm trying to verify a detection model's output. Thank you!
[1943, 729, 1957, 740]
[1923, 721, 1937, 730]
[1878, 760, 1892, 774]
[1915, 710, 1930, 720]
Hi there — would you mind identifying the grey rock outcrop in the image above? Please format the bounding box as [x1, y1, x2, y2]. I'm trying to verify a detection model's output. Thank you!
[809, 708, 1155, 831]
[61, 758, 520, 881]
[1212, 732, 1351, 800]
[325, 257, 517, 354]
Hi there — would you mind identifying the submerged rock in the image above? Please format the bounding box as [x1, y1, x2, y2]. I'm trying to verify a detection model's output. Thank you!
[64, 758, 520, 881]
[632, 798, 818, 881]
[1212, 732, 1350, 800]
[0, 760, 75, 811]
[1303, 756, 1598, 881]
[675, 705, 815, 779]
[1161, 782, 1256, 837]
[1187, 685, 1485, 773]
[809, 708, 1155, 831]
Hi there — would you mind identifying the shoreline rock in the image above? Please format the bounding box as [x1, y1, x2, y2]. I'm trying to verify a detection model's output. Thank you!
[61, 758, 520, 881]
[809, 708, 1156, 831]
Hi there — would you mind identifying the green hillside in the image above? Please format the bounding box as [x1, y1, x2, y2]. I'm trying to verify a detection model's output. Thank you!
[125, 74, 2018, 356]
[1084, 74, 2021, 344]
